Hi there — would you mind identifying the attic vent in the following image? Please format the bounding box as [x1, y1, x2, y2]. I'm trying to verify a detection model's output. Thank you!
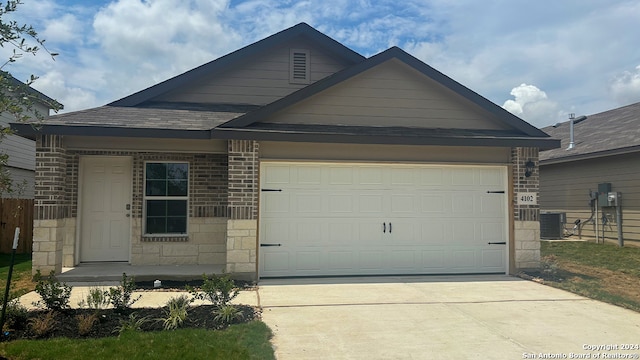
[290, 49, 310, 84]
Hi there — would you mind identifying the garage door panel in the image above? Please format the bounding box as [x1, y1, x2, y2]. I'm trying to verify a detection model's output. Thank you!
[260, 162, 507, 277]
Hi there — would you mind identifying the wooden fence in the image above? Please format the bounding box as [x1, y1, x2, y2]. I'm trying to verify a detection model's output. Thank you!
[0, 198, 33, 254]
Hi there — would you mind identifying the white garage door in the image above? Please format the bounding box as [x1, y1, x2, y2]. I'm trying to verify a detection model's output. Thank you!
[259, 162, 507, 277]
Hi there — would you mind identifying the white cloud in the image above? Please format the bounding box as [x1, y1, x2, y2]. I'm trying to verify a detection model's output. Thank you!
[503, 84, 560, 127]
[42, 14, 84, 44]
[610, 65, 640, 106]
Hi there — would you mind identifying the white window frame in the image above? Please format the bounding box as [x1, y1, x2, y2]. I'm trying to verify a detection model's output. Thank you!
[143, 161, 189, 236]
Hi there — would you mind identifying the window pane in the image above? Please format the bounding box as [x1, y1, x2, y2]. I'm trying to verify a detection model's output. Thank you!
[167, 179, 188, 196]
[146, 163, 166, 180]
[167, 200, 187, 216]
[167, 217, 187, 233]
[146, 180, 167, 196]
[146, 200, 167, 216]
[167, 163, 188, 180]
[146, 217, 167, 234]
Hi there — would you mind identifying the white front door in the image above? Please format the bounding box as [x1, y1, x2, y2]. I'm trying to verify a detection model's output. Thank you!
[259, 162, 508, 277]
[80, 156, 132, 262]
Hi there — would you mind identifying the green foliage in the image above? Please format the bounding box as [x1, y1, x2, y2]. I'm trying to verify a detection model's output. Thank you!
[27, 310, 56, 338]
[114, 313, 149, 336]
[107, 273, 141, 313]
[77, 287, 109, 311]
[158, 295, 191, 330]
[0, 0, 61, 197]
[188, 273, 239, 307]
[213, 304, 244, 326]
[1, 298, 27, 331]
[32, 270, 71, 311]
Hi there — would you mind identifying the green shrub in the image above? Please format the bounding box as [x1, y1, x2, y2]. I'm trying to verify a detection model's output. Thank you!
[213, 304, 244, 325]
[107, 273, 141, 313]
[1, 299, 28, 331]
[188, 273, 239, 307]
[159, 295, 190, 330]
[78, 287, 110, 310]
[32, 270, 72, 311]
[115, 313, 149, 336]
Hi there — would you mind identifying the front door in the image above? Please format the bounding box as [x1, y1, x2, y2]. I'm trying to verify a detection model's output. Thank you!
[80, 156, 132, 262]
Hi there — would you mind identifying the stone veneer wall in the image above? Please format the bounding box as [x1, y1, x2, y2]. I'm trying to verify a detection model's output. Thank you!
[511, 147, 541, 271]
[225, 140, 259, 280]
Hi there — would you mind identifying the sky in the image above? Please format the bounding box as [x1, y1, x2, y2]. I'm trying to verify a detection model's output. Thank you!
[3, 0, 640, 128]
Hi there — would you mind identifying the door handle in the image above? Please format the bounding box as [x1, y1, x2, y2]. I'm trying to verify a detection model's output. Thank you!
[125, 214, 130, 217]
[383, 222, 386, 233]
[389, 222, 392, 233]
[260, 243, 282, 247]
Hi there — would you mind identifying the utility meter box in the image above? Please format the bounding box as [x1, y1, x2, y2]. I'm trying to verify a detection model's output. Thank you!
[598, 182, 612, 207]
[607, 192, 621, 207]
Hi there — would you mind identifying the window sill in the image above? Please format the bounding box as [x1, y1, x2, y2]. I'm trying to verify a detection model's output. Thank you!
[141, 235, 189, 242]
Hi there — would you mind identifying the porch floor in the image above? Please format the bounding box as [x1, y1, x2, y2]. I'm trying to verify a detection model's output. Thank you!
[58, 263, 225, 285]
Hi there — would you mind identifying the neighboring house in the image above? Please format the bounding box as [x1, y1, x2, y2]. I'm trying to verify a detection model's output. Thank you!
[13, 23, 559, 280]
[0, 76, 61, 199]
[540, 102, 640, 245]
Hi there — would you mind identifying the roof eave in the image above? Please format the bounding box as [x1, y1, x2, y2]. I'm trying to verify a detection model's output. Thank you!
[212, 128, 560, 149]
[10, 123, 211, 140]
[540, 145, 640, 165]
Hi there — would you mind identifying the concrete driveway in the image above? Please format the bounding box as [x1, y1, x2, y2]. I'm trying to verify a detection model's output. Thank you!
[258, 275, 640, 360]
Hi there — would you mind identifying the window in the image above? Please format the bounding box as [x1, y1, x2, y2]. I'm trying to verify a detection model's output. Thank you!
[144, 162, 188, 235]
[289, 49, 310, 84]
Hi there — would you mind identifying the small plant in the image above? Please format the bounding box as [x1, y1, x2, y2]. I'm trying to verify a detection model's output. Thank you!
[28, 311, 57, 338]
[32, 270, 72, 311]
[107, 273, 141, 313]
[1, 299, 29, 331]
[158, 295, 190, 330]
[76, 313, 99, 336]
[188, 273, 239, 307]
[78, 287, 110, 310]
[115, 313, 149, 335]
[213, 304, 244, 325]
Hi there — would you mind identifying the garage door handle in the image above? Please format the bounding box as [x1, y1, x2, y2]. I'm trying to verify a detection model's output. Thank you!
[260, 243, 282, 247]
[487, 191, 505, 194]
[383, 223, 386, 233]
[389, 222, 392, 233]
[488, 242, 506, 245]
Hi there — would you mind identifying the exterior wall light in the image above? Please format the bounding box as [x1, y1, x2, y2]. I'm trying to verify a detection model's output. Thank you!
[525, 160, 535, 177]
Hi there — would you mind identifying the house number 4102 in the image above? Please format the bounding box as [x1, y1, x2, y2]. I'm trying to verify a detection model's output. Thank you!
[517, 192, 537, 205]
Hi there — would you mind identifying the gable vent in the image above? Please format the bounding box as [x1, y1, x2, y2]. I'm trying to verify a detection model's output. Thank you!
[290, 49, 310, 84]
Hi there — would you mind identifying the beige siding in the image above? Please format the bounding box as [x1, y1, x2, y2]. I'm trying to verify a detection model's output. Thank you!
[65, 136, 227, 153]
[260, 141, 510, 164]
[540, 152, 640, 244]
[263, 59, 511, 130]
[157, 38, 351, 105]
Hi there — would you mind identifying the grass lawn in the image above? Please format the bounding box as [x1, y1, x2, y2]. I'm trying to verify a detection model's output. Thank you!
[0, 321, 275, 360]
[0, 253, 35, 298]
[539, 241, 640, 312]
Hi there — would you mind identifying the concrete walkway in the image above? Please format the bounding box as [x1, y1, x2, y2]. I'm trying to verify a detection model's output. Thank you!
[258, 275, 640, 360]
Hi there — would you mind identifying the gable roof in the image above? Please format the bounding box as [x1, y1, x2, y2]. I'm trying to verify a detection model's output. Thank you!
[109, 23, 364, 107]
[1, 72, 63, 110]
[216, 46, 558, 149]
[540, 101, 640, 164]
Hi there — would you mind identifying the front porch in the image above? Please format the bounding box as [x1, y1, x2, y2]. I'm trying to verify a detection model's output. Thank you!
[57, 262, 226, 284]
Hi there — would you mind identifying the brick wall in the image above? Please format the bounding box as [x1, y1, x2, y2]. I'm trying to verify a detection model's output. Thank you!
[511, 147, 541, 270]
[35, 135, 70, 220]
[227, 140, 259, 220]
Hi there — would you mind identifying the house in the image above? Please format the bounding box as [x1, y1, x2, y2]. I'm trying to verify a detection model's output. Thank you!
[540, 102, 640, 245]
[0, 75, 61, 198]
[12, 23, 559, 280]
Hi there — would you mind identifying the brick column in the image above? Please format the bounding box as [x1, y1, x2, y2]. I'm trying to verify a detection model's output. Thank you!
[226, 140, 259, 280]
[32, 135, 70, 275]
[511, 147, 541, 271]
